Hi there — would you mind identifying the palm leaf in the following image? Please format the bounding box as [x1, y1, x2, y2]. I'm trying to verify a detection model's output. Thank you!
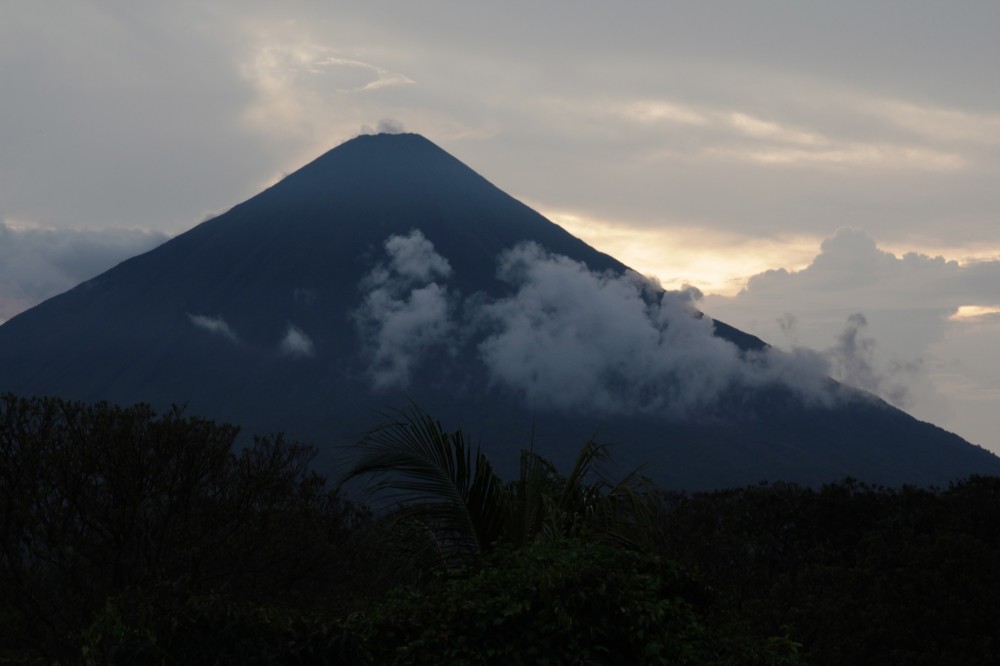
[505, 447, 558, 547]
[339, 405, 506, 566]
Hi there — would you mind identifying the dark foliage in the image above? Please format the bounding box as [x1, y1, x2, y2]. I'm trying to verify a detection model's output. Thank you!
[334, 408, 804, 665]
[0, 394, 370, 663]
[339, 405, 657, 576]
[3, 396, 1000, 664]
[654, 478, 1000, 665]
[338, 539, 801, 666]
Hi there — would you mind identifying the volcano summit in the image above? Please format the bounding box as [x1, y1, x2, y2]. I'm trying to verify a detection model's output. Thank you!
[1, 133, 997, 488]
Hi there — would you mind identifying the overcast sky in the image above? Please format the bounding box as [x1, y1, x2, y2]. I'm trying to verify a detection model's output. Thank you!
[2, 1, 998, 452]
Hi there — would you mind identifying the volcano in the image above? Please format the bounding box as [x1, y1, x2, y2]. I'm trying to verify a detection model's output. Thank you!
[1, 133, 997, 488]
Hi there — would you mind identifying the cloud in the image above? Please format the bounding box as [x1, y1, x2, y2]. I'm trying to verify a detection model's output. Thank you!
[820, 313, 920, 407]
[480, 244, 756, 415]
[238, 35, 416, 146]
[704, 227, 1000, 444]
[353, 231, 855, 415]
[602, 96, 967, 172]
[1, 4, 283, 234]
[950, 306, 1000, 322]
[475, 242, 831, 416]
[727, 112, 826, 146]
[279, 323, 315, 358]
[363, 119, 406, 135]
[311, 56, 415, 93]
[544, 209, 820, 296]
[354, 230, 455, 389]
[717, 228, 1000, 328]
[187, 314, 239, 342]
[380, 228, 451, 282]
[0, 222, 167, 322]
[864, 98, 1000, 146]
[712, 144, 964, 171]
[622, 100, 709, 126]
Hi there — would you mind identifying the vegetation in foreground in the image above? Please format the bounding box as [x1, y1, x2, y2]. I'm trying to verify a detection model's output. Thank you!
[1, 394, 998, 664]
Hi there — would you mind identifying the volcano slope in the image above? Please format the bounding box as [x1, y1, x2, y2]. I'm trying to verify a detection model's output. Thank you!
[1, 133, 996, 489]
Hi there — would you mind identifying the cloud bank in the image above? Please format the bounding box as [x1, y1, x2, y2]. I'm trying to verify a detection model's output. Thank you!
[356, 231, 837, 415]
[705, 226, 1000, 365]
[0, 223, 167, 322]
[477, 243, 747, 415]
[704, 227, 1000, 446]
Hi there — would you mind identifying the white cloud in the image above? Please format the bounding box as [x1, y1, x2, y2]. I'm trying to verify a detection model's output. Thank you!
[712, 144, 964, 171]
[355, 230, 455, 389]
[311, 56, 415, 92]
[279, 323, 315, 358]
[187, 314, 239, 342]
[238, 34, 416, 145]
[727, 112, 826, 146]
[545, 209, 821, 296]
[950, 306, 1000, 322]
[476, 242, 832, 416]
[354, 233, 892, 416]
[723, 228, 1000, 318]
[704, 228, 1000, 448]
[380, 229, 452, 283]
[371, 119, 407, 134]
[864, 98, 1000, 145]
[594, 94, 970, 171]
[621, 100, 710, 126]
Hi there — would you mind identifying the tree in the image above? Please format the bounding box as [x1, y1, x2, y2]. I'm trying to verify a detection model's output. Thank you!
[339, 405, 658, 574]
[0, 394, 365, 662]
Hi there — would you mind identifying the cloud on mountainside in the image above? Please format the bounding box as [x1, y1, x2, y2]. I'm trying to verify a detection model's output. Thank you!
[0, 222, 167, 323]
[703, 227, 1000, 438]
[476, 243, 838, 416]
[823, 313, 921, 408]
[279, 323, 316, 358]
[476, 243, 744, 414]
[354, 230, 455, 389]
[188, 314, 239, 342]
[355, 230, 843, 416]
[776, 311, 922, 409]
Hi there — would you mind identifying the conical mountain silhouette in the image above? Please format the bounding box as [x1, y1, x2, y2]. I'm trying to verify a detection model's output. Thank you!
[1, 133, 997, 488]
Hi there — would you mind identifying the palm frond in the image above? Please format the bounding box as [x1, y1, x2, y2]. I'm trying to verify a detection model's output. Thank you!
[339, 405, 506, 565]
[557, 439, 609, 513]
[504, 448, 558, 547]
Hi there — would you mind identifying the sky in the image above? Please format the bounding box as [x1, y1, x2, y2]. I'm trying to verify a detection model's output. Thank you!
[2, 1, 999, 452]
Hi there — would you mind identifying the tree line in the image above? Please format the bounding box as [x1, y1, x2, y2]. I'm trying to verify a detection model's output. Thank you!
[1, 394, 998, 664]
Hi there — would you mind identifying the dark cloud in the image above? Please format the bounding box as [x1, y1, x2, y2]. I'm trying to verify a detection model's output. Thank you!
[7, 2, 999, 249]
[0, 3, 280, 232]
[0, 222, 166, 322]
